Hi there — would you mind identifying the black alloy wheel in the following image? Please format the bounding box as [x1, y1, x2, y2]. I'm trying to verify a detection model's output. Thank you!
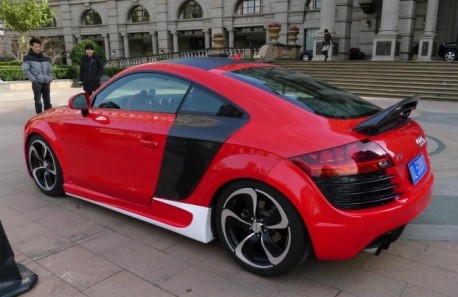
[215, 181, 311, 276]
[27, 135, 64, 197]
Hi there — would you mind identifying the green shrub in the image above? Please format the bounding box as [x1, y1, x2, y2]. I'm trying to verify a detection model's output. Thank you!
[0, 67, 25, 81]
[52, 66, 78, 79]
[104, 67, 125, 77]
[0, 60, 22, 66]
[70, 40, 107, 66]
[0, 66, 78, 81]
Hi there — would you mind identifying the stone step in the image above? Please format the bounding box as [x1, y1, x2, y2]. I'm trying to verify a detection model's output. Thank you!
[308, 76, 458, 87]
[271, 61, 458, 101]
[334, 85, 457, 101]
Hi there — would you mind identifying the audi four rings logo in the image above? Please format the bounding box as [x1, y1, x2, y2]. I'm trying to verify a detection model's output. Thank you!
[416, 135, 426, 147]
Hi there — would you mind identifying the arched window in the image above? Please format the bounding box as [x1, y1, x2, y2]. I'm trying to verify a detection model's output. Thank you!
[129, 5, 150, 23]
[235, 0, 263, 15]
[178, 1, 203, 19]
[81, 9, 102, 26]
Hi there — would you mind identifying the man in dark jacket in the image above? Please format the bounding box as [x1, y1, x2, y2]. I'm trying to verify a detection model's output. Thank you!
[79, 43, 104, 95]
[22, 38, 53, 114]
[322, 29, 333, 61]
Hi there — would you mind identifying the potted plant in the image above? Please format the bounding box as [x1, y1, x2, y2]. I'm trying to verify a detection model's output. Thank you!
[267, 22, 282, 44]
[212, 33, 225, 49]
[287, 25, 300, 45]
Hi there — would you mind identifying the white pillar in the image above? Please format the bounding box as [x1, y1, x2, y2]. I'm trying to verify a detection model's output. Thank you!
[319, 0, 336, 32]
[103, 34, 110, 60]
[122, 34, 129, 58]
[424, 0, 439, 36]
[172, 31, 179, 52]
[379, 0, 401, 35]
[151, 32, 158, 55]
[228, 28, 234, 48]
[372, 0, 400, 61]
[417, 0, 440, 61]
[313, 0, 336, 60]
[204, 30, 210, 49]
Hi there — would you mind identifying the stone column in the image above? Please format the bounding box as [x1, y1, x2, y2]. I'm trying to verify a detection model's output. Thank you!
[60, 1, 74, 65]
[335, 0, 353, 60]
[107, 0, 123, 58]
[172, 31, 179, 52]
[122, 34, 129, 58]
[274, 0, 289, 45]
[398, 1, 416, 60]
[313, 0, 336, 60]
[103, 34, 110, 60]
[151, 32, 158, 55]
[227, 27, 234, 48]
[204, 29, 210, 49]
[417, 0, 440, 61]
[156, 0, 172, 52]
[372, 0, 400, 61]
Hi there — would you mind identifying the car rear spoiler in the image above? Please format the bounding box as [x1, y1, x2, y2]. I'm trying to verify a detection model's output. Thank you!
[353, 95, 419, 135]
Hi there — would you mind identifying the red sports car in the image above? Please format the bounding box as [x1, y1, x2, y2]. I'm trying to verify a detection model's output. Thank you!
[24, 58, 433, 276]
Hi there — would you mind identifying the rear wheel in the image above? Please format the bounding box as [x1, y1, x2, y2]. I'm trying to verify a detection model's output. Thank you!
[215, 181, 311, 277]
[444, 50, 457, 61]
[27, 135, 64, 197]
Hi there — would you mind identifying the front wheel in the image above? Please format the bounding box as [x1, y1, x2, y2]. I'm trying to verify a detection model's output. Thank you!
[215, 181, 311, 277]
[444, 50, 457, 61]
[27, 135, 64, 197]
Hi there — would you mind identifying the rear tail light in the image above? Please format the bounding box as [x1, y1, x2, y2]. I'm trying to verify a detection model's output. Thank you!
[291, 140, 393, 177]
[290, 140, 400, 210]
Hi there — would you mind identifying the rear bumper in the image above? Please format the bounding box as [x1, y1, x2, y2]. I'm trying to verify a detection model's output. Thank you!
[311, 172, 433, 260]
[265, 159, 434, 260]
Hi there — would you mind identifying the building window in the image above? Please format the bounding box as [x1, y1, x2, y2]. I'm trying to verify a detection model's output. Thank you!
[178, 1, 203, 19]
[81, 9, 102, 26]
[235, 0, 263, 16]
[306, 0, 321, 10]
[129, 5, 150, 23]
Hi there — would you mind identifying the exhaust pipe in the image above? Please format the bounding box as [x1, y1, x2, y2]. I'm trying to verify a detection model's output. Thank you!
[363, 225, 405, 255]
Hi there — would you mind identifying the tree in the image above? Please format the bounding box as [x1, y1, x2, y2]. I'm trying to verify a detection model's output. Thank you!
[0, 0, 54, 60]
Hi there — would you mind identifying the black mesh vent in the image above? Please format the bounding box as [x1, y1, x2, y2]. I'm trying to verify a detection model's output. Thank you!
[312, 170, 401, 210]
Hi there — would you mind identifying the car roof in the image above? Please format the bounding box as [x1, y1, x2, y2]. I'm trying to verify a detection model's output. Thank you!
[165, 57, 251, 70]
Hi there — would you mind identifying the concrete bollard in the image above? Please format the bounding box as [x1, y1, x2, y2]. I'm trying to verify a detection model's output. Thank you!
[0, 221, 38, 297]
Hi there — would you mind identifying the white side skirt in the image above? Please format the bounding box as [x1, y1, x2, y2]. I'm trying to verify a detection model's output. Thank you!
[67, 194, 215, 243]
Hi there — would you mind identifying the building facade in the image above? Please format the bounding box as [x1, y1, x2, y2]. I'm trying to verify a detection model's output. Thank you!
[2, 0, 458, 62]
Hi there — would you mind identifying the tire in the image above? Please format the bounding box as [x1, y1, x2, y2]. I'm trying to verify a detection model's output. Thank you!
[215, 181, 311, 277]
[27, 135, 65, 197]
[444, 50, 457, 61]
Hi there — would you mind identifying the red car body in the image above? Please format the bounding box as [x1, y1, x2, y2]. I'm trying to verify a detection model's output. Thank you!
[24, 58, 433, 276]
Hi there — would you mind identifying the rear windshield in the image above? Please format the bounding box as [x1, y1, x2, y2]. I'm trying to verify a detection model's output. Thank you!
[226, 67, 381, 119]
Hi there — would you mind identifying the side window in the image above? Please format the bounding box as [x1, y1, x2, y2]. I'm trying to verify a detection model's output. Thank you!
[93, 72, 190, 113]
[179, 85, 244, 118]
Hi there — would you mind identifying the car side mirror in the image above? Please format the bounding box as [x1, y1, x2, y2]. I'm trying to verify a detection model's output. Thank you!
[69, 93, 90, 116]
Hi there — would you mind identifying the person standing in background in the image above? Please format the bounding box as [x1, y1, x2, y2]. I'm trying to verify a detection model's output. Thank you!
[79, 43, 104, 95]
[22, 37, 53, 114]
[322, 29, 333, 61]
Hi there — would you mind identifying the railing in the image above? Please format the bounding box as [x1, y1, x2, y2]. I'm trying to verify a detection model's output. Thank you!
[105, 47, 261, 68]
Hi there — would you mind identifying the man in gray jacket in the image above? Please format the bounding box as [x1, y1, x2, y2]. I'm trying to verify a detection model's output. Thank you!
[22, 38, 53, 114]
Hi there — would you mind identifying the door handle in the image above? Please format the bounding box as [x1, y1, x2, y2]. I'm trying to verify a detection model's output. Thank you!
[140, 139, 159, 148]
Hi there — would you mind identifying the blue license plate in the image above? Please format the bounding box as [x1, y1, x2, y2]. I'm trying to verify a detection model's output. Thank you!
[408, 153, 427, 185]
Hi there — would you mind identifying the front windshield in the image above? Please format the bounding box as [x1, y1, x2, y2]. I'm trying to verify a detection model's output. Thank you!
[226, 67, 381, 119]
